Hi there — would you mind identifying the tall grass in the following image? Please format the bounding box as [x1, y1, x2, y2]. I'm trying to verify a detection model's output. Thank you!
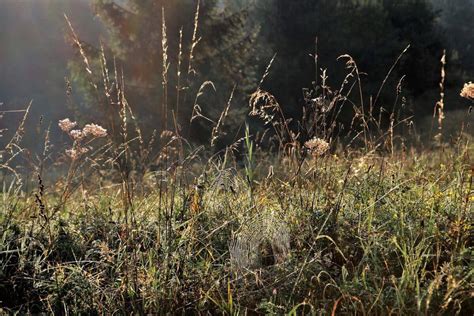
[0, 5, 473, 315]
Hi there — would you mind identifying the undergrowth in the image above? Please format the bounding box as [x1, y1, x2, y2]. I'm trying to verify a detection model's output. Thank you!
[0, 144, 472, 314]
[0, 6, 473, 314]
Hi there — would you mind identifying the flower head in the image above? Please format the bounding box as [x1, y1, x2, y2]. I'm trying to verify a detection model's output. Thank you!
[460, 82, 474, 100]
[69, 129, 84, 140]
[65, 147, 90, 160]
[58, 118, 77, 132]
[305, 137, 330, 157]
[83, 123, 107, 138]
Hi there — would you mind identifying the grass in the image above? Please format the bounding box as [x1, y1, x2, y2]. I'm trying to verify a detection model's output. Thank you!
[0, 142, 472, 314]
[1, 6, 473, 314]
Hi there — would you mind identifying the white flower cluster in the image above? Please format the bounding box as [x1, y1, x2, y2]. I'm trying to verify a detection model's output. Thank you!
[304, 137, 330, 157]
[83, 124, 108, 138]
[58, 119, 107, 141]
[460, 82, 474, 100]
[58, 118, 107, 160]
[65, 147, 90, 160]
[58, 118, 77, 132]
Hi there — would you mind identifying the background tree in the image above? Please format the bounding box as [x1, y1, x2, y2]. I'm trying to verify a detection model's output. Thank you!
[431, 0, 474, 114]
[2, 0, 472, 152]
[432, 0, 474, 79]
[253, 0, 446, 123]
[70, 0, 260, 143]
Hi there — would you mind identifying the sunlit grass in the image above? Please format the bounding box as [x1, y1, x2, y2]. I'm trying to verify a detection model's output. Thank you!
[1, 143, 472, 314]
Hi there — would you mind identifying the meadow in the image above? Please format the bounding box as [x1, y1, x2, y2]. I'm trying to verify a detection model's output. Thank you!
[1, 87, 473, 314]
[1, 3, 473, 314]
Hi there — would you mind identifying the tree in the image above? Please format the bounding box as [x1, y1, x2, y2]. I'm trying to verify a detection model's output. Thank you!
[253, 0, 445, 120]
[70, 0, 260, 142]
[432, 0, 474, 79]
[383, 0, 445, 100]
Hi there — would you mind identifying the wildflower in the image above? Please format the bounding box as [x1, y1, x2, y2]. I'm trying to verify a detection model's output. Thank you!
[83, 123, 107, 138]
[460, 82, 474, 100]
[79, 147, 91, 155]
[65, 147, 90, 160]
[305, 137, 330, 157]
[69, 129, 84, 140]
[65, 149, 77, 160]
[58, 118, 77, 132]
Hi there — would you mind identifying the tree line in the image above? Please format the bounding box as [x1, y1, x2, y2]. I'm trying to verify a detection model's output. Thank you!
[2, 0, 472, 149]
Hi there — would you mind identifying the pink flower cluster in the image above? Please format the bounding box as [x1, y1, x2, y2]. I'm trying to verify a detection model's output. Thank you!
[58, 119, 107, 140]
[460, 82, 474, 100]
[58, 118, 107, 160]
[58, 118, 77, 132]
[304, 137, 330, 157]
[65, 147, 90, 160]
[83, 124, 108, 138]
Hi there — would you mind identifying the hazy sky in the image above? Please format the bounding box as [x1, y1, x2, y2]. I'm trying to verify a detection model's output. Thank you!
[0, 0, 101, 120]
[0, 0, 103, 148]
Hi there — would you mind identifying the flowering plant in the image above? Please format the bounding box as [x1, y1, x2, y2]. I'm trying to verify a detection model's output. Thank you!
[59, 118, 107, 160]
[460, 82, 474, 100]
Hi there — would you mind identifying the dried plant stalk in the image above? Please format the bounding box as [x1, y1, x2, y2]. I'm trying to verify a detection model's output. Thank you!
[211, 85, 235, 147]
[433, 50, 446, 142]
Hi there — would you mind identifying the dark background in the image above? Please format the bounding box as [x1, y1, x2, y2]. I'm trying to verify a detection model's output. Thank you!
[1, 0, 473, 150]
